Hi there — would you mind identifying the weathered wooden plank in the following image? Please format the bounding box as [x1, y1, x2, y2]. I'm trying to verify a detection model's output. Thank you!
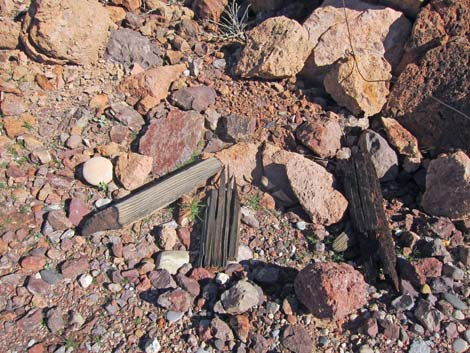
[340, 149, 399, 291]
[81, 158, 223, 236]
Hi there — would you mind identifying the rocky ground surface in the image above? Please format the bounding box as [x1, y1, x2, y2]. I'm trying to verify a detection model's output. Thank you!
[0, 0, 470, 352]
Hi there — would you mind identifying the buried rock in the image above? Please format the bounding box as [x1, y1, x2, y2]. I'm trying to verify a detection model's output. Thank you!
[21, 0, 112, 65]
[294, 262, 367, 320]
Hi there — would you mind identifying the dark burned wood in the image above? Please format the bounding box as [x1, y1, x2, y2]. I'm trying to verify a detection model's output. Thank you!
[81, 158, 223, 236]
[340, 149, 400, 291]
[197, 171, 240, 269]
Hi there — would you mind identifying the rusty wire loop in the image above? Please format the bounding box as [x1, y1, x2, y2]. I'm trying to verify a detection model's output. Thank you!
[340, 0, 392, 84]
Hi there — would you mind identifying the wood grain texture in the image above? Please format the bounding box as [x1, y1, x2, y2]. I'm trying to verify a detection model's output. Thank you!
[340, 149, 400, 291]
[81, 158, 223, 236]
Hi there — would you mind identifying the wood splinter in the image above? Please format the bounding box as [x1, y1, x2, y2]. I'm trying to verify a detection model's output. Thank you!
[197, 168, 241, 269]
[80, 158, 223, 236]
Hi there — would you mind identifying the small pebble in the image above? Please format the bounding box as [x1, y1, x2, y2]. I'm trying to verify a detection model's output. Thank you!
[166, 311, 184, 322]
[453, 310, 465, 320]
[421, 284, 432, 295]
[78, 274, 93, 289]
[296, 221, 306, 230]
[82, 156, 113, 186]
[216, 273, 230, 285]
[464, 330, 470, 343]
[318, 336, 329, 346]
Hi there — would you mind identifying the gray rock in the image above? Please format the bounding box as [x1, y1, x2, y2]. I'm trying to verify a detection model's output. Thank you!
[452, 338, 468, 353]
[171, 86, 217, 112]
[219, 114, 256, 142]
[414, 299, 445, 332]
[443, 293, 468, 311]
[282, 325, 313, 353]
[391, 294, 415, 312]
[408, 339, 431, 353]
[463, 330, 470, 343]
[241, 207, 260, 229]
[214, 280, 261, 315]
[106, 29, 163, 71]
[144, 337, 161, 353]
[109, 103, 145, 132]
[40, 269, 63, 285]
[166, 311, 184, 322]
[442, 263, 465, 281]
[46, 307, 65, 333]
[358, 130, 398, 181]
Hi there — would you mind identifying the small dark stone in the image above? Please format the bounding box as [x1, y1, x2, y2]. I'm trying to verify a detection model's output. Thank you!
[218, 114, 256, 142]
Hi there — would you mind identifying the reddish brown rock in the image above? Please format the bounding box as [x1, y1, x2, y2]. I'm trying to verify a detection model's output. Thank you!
[157, 288, 193, 312]
[286, 155, 348, 225]
[381, 117, 422, 172]
[294, 262, 367, 320]
[68, 198, 90, 226]
[20, 256, 46, 272]
[118, 64, 186, 102]
[398, 257, 443, 287]
[281, 325, 313, 353]
[214, 142, 262, 187]
[111, 0, 141, 12]
[190, 267, 215, 281]
[2, 114, 36, 137]
[386, 38, 470, 151]
[16, 309, 43, 332]
[138, 110, 204, 176]
[421, 151, 470, 220]
[295, 117, 342, 158]
[0, 18, 20, 49]
[20, 0, 112, 65]
[229, 315, 250, 343]
[192, 0, 228, 21]
[28, 343, 45, 353]
[115, 152, 153, 190]
[61, 257, 90, 279]
[1, 95, 26, 117]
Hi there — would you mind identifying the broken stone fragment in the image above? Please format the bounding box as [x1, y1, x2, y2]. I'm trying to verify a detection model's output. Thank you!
[286, 155, 348, 225]
[20, 0, 112, 65]
[115, 152, 153, 190]
[214, 280, 262, 315]
[138, 109, 204, 176]
[294, 262, 367, 320]
[118, 64, 186, 102]
[302, 0, 411, 77]
[358, 130, 398, 182]
[234, 16, 312, 79]
[421, 151, 470, 220]
[324, 54, 392, 117]
[155, 251, 189, 275]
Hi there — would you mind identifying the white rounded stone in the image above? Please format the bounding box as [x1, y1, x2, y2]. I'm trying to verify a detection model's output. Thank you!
[82, 156, 113, 186]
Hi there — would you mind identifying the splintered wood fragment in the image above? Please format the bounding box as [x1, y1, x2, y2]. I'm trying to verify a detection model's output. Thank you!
[81, 158, 223, 236]
[198, 170, 240, 269]
[340, 149, 400, 291]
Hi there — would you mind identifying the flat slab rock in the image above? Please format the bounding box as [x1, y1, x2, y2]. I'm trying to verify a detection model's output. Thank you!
[286, 155, 348, 225]
[139, 110, 205, 176]
[106, 28, 163, 71]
